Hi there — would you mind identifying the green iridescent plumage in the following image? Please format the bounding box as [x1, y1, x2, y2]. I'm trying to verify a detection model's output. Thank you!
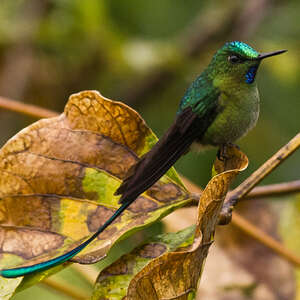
[180, 41, 260, 112]
[0, 41, 286, 278]
[179, 41, 284, 146]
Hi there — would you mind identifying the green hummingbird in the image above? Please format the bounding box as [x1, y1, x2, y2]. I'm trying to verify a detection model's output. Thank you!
[0, 41, 286, 278]
[116, 41, 287, 203]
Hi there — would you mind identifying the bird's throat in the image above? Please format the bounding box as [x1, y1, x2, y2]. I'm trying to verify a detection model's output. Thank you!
[245, 65, 259, 84]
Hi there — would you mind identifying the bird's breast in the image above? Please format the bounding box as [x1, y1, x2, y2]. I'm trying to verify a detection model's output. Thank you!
[200, 86, 260, 146]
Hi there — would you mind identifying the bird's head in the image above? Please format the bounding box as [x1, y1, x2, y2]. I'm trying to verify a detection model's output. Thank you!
[210, 41, 286, 86]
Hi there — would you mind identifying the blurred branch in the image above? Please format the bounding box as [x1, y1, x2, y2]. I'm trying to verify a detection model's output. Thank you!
[71, 264, 98, 286]
[232, 213, 300, 268]
[244, 180, 300, 199]
[41, 277, 89, 300]
[220, 132, 300, 224]
[0, 96, 58, 119]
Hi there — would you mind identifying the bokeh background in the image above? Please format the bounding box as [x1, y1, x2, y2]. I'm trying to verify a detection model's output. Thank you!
[0, 0, 299, 299]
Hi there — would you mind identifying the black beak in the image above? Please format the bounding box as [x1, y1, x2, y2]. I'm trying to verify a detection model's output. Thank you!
[258, 49, 287, 60]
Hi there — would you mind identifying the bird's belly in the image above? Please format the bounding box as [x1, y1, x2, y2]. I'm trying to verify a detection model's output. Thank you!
[200, 94, 260, 146]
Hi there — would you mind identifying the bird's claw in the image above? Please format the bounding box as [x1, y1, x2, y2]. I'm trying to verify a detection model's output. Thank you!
[217, 143, 239, 161]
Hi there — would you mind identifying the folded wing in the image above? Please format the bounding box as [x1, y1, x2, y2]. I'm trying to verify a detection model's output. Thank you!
[116, 91, 220, 205]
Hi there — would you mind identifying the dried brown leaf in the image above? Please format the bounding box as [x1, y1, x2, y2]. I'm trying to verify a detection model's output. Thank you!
[93, 146, 248, 300]
[0, 91, 190, 286]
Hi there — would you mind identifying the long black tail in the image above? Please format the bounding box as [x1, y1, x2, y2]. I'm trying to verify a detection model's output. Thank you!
[116, 106, 217, 205]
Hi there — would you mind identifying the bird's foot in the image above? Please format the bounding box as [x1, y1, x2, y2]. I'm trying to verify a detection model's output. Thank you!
[217, 143, 239, 161]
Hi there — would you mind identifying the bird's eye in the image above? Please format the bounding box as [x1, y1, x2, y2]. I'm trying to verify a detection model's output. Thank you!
[228, 55, 241, 64]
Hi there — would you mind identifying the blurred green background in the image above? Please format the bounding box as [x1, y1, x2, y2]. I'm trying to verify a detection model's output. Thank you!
[0, 0, 299, 299]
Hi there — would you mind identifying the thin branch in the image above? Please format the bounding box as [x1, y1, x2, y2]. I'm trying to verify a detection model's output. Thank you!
[232, 213, 300, 267]
[182, 180, 300, 208]
[0, 96, 58, 119]
[180, 175, 300, 268]
[71, 264, 98, 286]
[245, 180, 300, 199]
[220, 132, 300, 224]
[41, 277, 89, 300]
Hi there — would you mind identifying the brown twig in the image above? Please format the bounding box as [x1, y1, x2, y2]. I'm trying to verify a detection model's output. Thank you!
[220, 133, 300, 224]
[232, 213, 300, 267]
[0, 96, 58, 119]
[180, 175, 300, 268]
[245, 180, 300, 199]
[71, 264, 98, 286]
[181, 180, 300, 208]
[41, 277, 89, 300]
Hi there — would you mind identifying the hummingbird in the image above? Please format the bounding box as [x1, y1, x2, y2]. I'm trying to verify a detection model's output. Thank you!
[0, 41, 286, 278]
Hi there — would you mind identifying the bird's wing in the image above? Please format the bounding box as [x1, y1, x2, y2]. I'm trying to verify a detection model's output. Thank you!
[116, 88, 220, 204]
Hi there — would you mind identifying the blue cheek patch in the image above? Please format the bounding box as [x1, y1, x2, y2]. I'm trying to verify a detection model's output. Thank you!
[245, 66, 258, 84]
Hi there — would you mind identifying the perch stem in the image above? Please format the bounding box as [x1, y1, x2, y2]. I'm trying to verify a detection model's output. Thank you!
[232, 213, 300, 267]
[0, 96, 57, 119]
[220, 132, 300, 223]
[41, 277, 89, 300]
[70, 264, 98, 286]
[245, 180, 300, 199]
[181, 176, 300, 268]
